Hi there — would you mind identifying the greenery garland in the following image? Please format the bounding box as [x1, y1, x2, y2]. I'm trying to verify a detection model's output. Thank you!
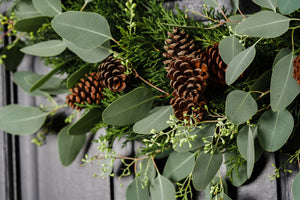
[1, 0, 300, 199]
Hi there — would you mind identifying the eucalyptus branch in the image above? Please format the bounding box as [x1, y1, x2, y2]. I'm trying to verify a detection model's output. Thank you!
[132, 68, 170, 95]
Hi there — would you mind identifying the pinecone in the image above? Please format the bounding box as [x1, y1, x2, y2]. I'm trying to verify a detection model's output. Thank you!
[170, 92, 206, 122]
[293, 55, 300, 86]
[205, 43, 228, 85]
[166, 56, 209, 102]
[99, 56, 128, 92]
[66, 72, 104, 110]
[163, 27, 205, 65]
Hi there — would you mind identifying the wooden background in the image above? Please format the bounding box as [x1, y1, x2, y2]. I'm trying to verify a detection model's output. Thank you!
[0, 1, 299, 200]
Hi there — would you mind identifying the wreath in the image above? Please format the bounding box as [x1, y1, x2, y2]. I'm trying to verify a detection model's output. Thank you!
[0, 0, 300, 199]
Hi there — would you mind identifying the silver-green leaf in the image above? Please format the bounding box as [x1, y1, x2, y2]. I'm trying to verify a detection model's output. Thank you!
[236, 11, 290, 38]
[150, 175, 175, 200]
[0, 104, 48, 135]
[58, 125, 86, 166]
[258, 110, 294, 152]
[252, 0, 277, 12]
[103, 87, 155, 126]
[52, 11, 112, 49]
[278, 0, 300, 14]
[126, 178, 150, 200]
[163, 152, 195, 182]
[21, 40, 66, 57]
[270, 53, 300, 111]
[225, 90, 258, 125]
[292, 172, 300, 200]
[219, 36, 244, 65]
[225, 45, 256, 85]
[133, 105, 173, 134]
[32, 0, 62, 17]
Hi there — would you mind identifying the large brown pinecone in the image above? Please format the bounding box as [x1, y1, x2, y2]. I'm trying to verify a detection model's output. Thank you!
[293, 55, 300, 86]
[163, 27, 205, 65]
[66, 72, 104, 110]
[205, 43, 228, 85]
[99, 56, 128, 93]
[166, 56, 209, 102]
[170, 92, 206, 122]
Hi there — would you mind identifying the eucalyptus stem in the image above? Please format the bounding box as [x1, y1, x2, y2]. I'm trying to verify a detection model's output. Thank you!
[151, 155, 160, 173]
[291, 28, 295, 52]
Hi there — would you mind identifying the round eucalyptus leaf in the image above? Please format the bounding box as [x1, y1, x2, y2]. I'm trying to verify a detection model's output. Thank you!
[270, 53, 300, 111]
[133, 105, 173, 134]
[192, 151, 223, 191]
[15, 16, 49, 32]
[126, 178, 150, 200]
[226, 15, 245, 33]
[58, 125, 86, 166]
[225, 90, 258, 125]
[252, 0, 277, 12]
[236, 11, 290, 38]
[150, 175, 175, 200]
[225, 45, 256, 85]
[0, 104, 48, 135]
[292, 172, 300, 200]
[64, 39, 111, 63]
[103, 87, 154, 126]
[21, 40, 66, 57]
[32, 0, 62, 17]
[278, 0, 300, 14]
[219, 35, 244, 65]
[52, 11, 112, 49]
[137, 158, 156, 185]
[258, 110, 294, 152]
[15, 1, 42, 19]
[225, 152, 248, 187]
[163, 151, 195, 182]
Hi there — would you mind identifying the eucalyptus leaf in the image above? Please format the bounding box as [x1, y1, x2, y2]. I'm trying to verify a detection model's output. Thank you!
[236, 11, 290, 38]
[252, 0, 277, 12]
[219, 36, 244, 65]
[21, 40, 66, 57]
[150, 174, 175, 200]
[246, 126, 255, 178]
[1, 40, 25, 71]
[230, 0, 239, 12]
[270, 53, 300, 111]
[201, 0, 218, 7]
[163, 152, 195, 182]
[57, 125, 86, 166]
[272, 48, 291, 68]
[0, 104, 48, 135]
[24, 73, 68, 95]
[292, 172, 300, 200]
[225, 152, 248, 187]
[126, 178, 150, 200]
[32, 0, 62, 17]
[68, 108, 102, 135]
[138, 158, 156, 185]
[173, 124, 215, 152]
[133, 105, 173, 134]
[192, 151, 223, 191]
[66, 63, 91, 88]
[278, 0, 300, 14]
[14, 1, 42, 19]
[102, 87, 155, 126]
[225, 90, 258, 125]
[250, 69, 271, 92]
[15, 16, 49, 32]
[64, 39, 111, 63]
[226, 45, 256, 85]
[52, 11, 112, 49]
[258, 110, 294, 152]
[12, 71, 49, 97]
[237, 126, 263, 162]
[227, 15, 245, 33]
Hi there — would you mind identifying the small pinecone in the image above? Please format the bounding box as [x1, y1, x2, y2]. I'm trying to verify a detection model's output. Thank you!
[293, 55, 300, 86]
[166, 56, 209, 102]
[170, 92, 206, 122]
[206, 43, 228, 85]
[99, 56, 128, 92]
[163, 27, 204, 65]
[66, 72, 104, 110]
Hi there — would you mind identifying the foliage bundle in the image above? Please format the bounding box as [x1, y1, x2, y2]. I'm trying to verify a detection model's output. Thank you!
[1, 0, 300, 199]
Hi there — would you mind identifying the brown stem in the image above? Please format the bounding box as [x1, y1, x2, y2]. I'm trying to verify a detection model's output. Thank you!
[238, 8, 247, 19]
[151, 155, 159, 173]
[0, 28, 13, 40]
[133, 68, 170, 95]
[111, 38, 120, 46]
[218, 5, 228, 21]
